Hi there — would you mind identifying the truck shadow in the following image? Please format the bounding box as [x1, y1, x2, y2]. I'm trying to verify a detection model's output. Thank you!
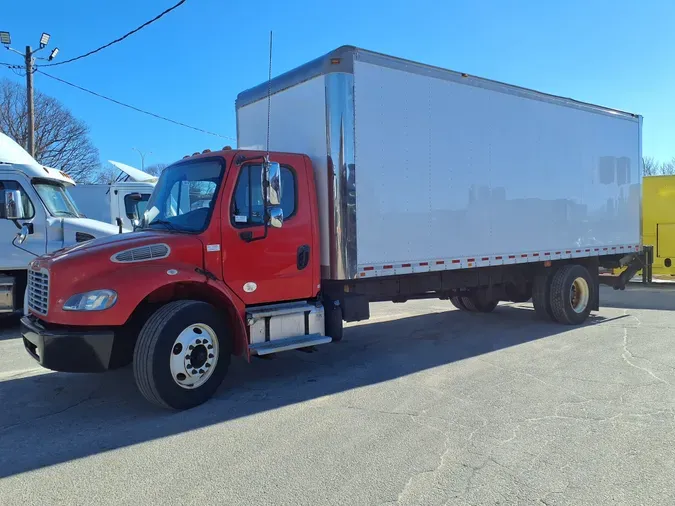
[0, 304, 619, 478]
[599, 284, 675, 311]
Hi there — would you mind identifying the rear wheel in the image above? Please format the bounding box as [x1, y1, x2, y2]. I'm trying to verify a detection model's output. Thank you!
[133, 300, 231, 410]
[549, 264, 593, 325]
[450, 296, 469, 311]
[324, 300, 343, 342]
[532, 271, 555, 321]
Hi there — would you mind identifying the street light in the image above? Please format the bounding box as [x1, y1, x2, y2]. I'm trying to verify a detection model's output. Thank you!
[39, 33, 50, 49]
[0, 30, 58, 157]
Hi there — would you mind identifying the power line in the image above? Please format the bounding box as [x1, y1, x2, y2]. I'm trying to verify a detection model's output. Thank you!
[37, 70, 235, 140]
[39, 0, 187, 68]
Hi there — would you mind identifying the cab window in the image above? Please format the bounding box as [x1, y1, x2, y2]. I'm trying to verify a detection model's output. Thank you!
[231, 164, 296, 226]
[124, 193, 151, 220]
[0, 181, 35, 218]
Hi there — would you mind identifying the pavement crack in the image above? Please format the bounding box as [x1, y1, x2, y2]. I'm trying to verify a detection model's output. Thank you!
[0, 385, 100, 433]
[621, 327, 670, 385]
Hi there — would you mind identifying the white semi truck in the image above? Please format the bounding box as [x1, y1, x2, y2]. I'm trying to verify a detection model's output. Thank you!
[68, 161, 156, 232]
[0, 132, 119, 316]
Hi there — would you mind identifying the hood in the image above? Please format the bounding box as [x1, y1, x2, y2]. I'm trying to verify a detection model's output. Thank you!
[39, 230, 205, 280]
[62, 217, 122, 238]
[109, 160, 158, 183]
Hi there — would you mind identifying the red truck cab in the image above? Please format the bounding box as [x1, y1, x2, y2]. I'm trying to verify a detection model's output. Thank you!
[21, 149, 332, 409]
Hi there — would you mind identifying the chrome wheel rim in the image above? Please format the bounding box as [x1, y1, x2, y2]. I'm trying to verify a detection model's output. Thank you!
[570, 277, 590, 314]
[169, 323, 219, 389]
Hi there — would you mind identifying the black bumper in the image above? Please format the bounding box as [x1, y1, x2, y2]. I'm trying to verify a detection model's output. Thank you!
[21, 316, 116, 373]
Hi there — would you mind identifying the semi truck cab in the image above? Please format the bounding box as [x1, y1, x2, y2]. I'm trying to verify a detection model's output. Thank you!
[0, 133, 120, 315]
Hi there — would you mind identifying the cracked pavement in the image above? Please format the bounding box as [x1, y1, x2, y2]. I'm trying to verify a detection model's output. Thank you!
[1, 285, 674, 505]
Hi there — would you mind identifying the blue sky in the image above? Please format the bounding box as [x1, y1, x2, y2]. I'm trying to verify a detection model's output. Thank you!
[1, 0, 673, 171]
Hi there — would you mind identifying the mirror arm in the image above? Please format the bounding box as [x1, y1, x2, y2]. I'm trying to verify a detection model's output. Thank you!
[10, 219, 21, 230]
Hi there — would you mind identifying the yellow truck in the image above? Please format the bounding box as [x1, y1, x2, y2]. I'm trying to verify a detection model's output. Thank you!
[643, 174, 675, 276]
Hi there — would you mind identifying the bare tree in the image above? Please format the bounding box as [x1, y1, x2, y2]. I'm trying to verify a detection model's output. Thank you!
[661, 157, 675, 176]
[0, 78, 100, 182]
[643, 156, 659, 176]
[643, 156, 675, 176]
[145, 163, 167, 177]
[94, 163, 118, 184]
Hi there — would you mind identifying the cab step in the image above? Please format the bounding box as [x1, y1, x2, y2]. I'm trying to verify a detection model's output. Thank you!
[249, 334, 332, 356]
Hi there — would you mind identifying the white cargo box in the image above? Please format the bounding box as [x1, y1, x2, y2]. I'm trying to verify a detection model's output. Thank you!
[237, 46, 641, 281]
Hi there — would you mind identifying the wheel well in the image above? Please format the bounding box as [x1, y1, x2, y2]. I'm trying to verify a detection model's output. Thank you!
[124, 282, 247, 357]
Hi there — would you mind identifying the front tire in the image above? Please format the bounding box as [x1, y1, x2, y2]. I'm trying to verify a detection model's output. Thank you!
[133, 300, 231, 410]
[549, 264, 593, 325]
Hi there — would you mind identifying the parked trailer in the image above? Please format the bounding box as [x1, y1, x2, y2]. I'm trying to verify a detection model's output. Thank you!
[15, 46, 645, 410]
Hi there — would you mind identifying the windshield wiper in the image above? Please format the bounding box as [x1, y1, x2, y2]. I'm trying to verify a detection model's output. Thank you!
[148, 219, 179, 232]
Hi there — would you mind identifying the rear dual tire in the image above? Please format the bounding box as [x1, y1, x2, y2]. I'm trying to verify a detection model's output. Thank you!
[451, 294, 498, 313]
[533, 264, 593, 325]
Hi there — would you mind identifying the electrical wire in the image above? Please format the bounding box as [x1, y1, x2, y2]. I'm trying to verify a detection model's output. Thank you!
[39, 0, 187, 68]
[37, 70, 235, 140]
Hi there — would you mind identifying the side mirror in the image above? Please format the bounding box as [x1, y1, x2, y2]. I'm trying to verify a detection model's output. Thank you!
[262, 161, 282, 206]
[16, 223, 33, 244]
[3, 190, 27, 220]
[267, 206, 283, 229]
[128, 192, 143, 201]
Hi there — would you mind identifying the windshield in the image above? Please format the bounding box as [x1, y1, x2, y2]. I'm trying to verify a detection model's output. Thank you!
[143, 159, 223, 233]
[33, 181, 83, 218]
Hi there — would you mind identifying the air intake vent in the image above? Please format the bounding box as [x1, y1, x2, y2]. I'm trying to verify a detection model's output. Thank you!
[111, 243, 170, 263]
[76, 232, 95, 243]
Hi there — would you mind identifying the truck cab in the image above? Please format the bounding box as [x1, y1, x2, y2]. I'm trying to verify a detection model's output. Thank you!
[18, 148, 327, 409]
[0, 132, 120, 315]
[68, 161, 156, 231]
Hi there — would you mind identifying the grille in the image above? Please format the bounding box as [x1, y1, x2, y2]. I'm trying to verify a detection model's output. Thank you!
[111, 244, 170, 263]
[28, 269, 49, 315]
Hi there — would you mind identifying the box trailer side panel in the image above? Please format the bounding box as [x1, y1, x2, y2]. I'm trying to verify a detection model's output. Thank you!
[69, 185, 112, 224]
[352, 59, 641, 273]
[237, 75, 331, 271]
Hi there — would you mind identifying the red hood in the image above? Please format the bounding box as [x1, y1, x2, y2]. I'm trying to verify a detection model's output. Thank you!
[31, 231, 205, 286]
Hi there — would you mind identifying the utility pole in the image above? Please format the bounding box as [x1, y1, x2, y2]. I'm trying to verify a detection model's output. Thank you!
[0, 31, 59, 158]
[25, 46, 35, 157]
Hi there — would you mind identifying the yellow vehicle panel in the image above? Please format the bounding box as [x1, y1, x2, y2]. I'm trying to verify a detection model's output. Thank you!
[644, 175, 675, 275]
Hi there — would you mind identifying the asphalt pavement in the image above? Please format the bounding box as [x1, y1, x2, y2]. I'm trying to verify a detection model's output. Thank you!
[1, 285, 674, 505]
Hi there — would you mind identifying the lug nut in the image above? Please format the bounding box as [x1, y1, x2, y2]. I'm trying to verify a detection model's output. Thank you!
[207, 344, 213, 350]
[208, 354, 214, 359]
[185, 355, 191, 360]
[205, 363, 211, 368]
[195, 339, 201, 344]
[192, 370, 198, 375]
[199, 369, 204, 374]
[189, 345, 194, 350]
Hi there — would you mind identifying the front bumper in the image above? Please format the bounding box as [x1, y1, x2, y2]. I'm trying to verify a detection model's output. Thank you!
[21, 315, 116, 373]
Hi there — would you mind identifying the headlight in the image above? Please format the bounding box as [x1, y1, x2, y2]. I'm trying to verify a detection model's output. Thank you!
[63, 290, 117, 311]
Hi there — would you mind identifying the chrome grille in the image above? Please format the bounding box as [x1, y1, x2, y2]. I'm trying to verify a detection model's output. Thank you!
[28, 269, 49, 315]
[111, 244, 170, 263]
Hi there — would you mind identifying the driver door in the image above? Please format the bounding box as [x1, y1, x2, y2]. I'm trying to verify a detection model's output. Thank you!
[220, 157, 316, 306]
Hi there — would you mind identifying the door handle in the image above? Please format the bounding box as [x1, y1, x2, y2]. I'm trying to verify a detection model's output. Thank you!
[297, 245, 310, 270]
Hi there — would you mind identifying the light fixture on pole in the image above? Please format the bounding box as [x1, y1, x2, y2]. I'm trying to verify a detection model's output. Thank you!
[39, 33, 50, 49]
[0, 29, 58, 157]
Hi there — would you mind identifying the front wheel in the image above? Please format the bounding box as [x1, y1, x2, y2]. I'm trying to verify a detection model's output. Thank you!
[133, 300, 231, 410]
